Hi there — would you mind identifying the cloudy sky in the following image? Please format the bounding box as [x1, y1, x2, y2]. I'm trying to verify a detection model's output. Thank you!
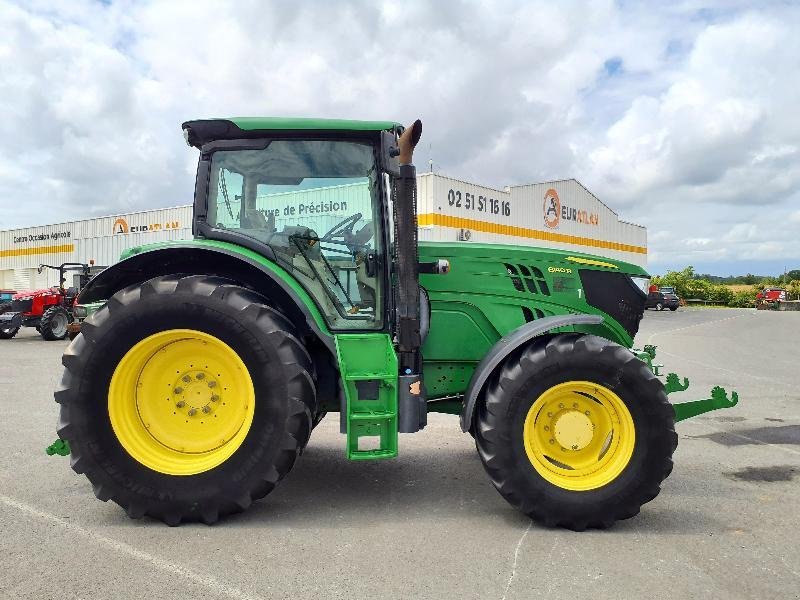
[1, 0, 798, 275]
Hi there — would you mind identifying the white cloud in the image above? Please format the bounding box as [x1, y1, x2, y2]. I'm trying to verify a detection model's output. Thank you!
[0, 0, 798, 274]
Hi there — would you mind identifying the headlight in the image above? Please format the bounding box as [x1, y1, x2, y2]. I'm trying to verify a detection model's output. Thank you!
[630, 276, 650, 295]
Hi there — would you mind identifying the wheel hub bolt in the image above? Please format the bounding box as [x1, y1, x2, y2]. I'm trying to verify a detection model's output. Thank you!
[573, 403, 579, 409]
[196, 373, 205, 380]
[585, 410, 590, 416]
[176, 400, 185, 408]
[208, 381, 217, 388]
[174, 387, 183, 394]
[211, 394, 220, 402]
[559, 403, 564, 409]
[202, 405, 211, 414]
[187, 408, 197, 416]
[544, 425, 549, 431]
[549, 439, 555, 444]
[182, 375, 191, 383]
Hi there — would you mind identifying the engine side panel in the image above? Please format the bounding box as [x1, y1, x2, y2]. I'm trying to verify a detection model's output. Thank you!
[419, 242, 648, 400]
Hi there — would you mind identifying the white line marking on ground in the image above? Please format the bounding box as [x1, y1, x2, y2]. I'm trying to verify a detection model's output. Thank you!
[501, 520, 532, 600]
[646, 311, 797, 391]
[0, 494, 263, 600]
[681, 420, 800, 456]
[657, 348, 798, 391]
[646, 312, 748, 345]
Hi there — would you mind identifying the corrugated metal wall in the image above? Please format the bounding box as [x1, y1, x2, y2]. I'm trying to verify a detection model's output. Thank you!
[0, 206, 192, 288]
[417, 174, 647, 267]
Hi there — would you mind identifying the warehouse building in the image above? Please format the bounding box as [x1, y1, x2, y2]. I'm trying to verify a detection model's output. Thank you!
[0, 175, 646, 290]
[416, 175, 646, 266]
[0, 206, 192, 290]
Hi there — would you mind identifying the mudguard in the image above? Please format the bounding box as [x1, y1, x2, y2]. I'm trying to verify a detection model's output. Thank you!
[76, 243, 335, 352]
[460, 314, 604, 432]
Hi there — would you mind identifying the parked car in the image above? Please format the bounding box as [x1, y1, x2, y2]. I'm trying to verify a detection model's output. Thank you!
[646, 290, 680, 311]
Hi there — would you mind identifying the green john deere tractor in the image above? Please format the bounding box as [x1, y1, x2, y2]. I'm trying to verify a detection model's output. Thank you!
[52, 117, 738, 529]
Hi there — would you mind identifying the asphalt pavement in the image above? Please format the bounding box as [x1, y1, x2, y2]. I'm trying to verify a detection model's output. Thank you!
[1, 308, 798, 600]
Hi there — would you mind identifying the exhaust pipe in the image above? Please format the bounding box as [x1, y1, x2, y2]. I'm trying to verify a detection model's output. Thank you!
[393, 120, 427, 433]
[393, 119, 423, 372]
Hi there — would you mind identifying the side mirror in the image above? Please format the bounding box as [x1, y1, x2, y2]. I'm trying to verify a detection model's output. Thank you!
[380, 129, 401, 177]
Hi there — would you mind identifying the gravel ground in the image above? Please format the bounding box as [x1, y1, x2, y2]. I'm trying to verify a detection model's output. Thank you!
[1, 307, 798, 600]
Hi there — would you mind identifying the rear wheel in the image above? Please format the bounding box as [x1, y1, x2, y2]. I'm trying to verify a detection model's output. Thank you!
[40, 306, 70, 340]
[56, 275, 316, 525]
[475, 333, 677, 530]
[669, 306, 677, 311]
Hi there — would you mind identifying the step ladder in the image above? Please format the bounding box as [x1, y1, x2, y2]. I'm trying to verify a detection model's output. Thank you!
[335, 334, 398, 460]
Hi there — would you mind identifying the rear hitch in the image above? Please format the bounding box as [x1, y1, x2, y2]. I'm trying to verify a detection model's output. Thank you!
[46, 438, 70, 456]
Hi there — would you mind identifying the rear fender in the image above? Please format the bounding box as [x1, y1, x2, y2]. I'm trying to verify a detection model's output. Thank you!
[77, 244, 335, 352]
[460, 314, 603, 432]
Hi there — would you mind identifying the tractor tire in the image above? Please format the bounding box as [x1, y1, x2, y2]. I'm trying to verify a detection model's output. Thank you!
[40, 306, 71, 340]
[0, 302, 10, 315]
[475, 333, 677, 531]
[0, 322, 19, 339]
[655, 302, 664, 311]
[55, 274, 316, 525]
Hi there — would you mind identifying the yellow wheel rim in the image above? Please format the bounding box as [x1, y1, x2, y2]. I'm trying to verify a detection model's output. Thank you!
[523, 381, 635, 491]
[108, 329, 255, 476]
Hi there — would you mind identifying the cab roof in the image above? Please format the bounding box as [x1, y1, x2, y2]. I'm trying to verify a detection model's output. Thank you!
[182, 117, 400, 148]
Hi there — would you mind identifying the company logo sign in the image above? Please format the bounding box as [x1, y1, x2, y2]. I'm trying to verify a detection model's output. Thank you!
[543, 189, 561, 229]
[112, 217, 180, 234]
[543, 188, 600, 229]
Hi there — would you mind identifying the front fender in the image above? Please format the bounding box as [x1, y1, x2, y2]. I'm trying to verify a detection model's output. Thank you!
[459, 314, 603, 432]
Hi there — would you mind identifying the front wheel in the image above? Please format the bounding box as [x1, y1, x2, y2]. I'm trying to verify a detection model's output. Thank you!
[40, 306, 70, 340]
[0, 323, 19, 339]
[475, 333, 677, 530]
[56, 275, 316, 525]
[655, 302, 664, 311]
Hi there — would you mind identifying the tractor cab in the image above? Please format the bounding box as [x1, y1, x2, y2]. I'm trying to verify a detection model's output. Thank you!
[191, 127, 390, 330]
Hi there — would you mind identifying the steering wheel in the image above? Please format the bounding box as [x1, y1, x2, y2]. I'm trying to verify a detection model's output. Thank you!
[321, 212, 363, 243]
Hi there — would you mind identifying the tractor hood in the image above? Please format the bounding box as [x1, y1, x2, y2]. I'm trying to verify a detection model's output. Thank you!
[13, 288, 59, 300]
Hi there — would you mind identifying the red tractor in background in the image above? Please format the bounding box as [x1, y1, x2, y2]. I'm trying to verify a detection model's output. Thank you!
[0, 263, 92, 340]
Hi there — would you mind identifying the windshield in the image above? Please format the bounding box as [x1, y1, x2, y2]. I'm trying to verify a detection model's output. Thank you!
[207, 140, 383, 330]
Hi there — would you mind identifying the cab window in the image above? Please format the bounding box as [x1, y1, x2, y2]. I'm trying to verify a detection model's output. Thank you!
[207, 140, 383, 330]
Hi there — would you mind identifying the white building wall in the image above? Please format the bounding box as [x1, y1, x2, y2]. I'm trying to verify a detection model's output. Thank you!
[0, 206, 192, 288]
[416, 174, 647, 267]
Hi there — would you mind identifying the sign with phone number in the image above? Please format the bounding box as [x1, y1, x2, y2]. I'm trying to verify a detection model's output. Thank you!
[447, 189, 511, 217]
